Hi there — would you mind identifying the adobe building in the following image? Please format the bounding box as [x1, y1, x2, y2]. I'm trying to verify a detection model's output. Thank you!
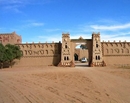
[0, 31, 22, 45]
[0, 32, 130, 67]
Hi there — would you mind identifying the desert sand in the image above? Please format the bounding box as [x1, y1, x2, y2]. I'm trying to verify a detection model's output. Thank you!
[0, 66, 130, 103]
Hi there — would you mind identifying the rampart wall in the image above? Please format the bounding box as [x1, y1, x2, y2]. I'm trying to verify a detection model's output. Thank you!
[102, 41, 130, 66]
[15, 42, 61, 67]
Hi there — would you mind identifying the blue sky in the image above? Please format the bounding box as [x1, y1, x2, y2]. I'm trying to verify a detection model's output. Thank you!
[0, 0, 130, 43]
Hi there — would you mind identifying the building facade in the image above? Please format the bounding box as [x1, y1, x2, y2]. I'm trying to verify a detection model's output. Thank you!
[0, 32, 130, 67]
[0, 32, 22, 45]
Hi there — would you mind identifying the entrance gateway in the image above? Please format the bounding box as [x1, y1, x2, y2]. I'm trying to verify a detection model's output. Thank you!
[58, 32, 106, 67]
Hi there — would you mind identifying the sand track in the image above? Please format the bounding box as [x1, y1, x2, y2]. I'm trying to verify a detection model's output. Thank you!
[0, 67, 130, 103]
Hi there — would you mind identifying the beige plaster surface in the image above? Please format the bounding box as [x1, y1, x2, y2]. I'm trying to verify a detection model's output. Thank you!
[0, 66, 130, 103]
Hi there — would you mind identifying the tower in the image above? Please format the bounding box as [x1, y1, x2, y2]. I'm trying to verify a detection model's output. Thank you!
[58, 33, 74, 67]
[91, 32, 106, 67]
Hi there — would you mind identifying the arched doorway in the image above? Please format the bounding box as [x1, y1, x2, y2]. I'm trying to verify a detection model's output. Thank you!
[74, 53, 78, 61]
[71, 38, 92, 67]
[74, 43, 89, 67]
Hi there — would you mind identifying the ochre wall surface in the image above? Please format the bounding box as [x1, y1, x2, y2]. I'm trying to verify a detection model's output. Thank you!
[102, 42, 130, 66]
[15, 42, 61, 67]
[15, 56, 61, 67]
[103, 56, 130, 66]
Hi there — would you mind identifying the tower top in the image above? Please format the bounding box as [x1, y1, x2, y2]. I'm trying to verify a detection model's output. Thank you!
[62, 32, 70, 38]
[92, 32, 100, 38]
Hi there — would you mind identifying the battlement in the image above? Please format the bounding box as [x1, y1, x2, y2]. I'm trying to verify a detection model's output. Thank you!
[62, 32, 70, 38]
[92, 32, 100, 38]
[102, 40, 129, 43]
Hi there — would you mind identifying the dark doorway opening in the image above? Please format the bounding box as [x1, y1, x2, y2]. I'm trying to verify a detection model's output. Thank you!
[74, 53, 78, 61]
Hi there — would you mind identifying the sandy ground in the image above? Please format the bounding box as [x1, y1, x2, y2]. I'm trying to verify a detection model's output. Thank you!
[0, 66, 130, 103]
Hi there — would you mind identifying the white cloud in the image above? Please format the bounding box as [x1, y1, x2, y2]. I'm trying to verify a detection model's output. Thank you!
[3, 5, 22, 13]
[0, 0, 53, 13]
[21, 21, 44, 28]
[37, 34, 62, 43]
[90, 23, 130, 31]
[101, 32, 130, 42]
[31, 23, 44, 26]
[0, 0, 54, 5]
[76, 21, 130, 42]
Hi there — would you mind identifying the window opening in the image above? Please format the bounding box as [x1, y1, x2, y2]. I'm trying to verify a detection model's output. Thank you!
[67, 56, 69, 60]
[64, 56, 66, 60]
[98, 56, 100, 60]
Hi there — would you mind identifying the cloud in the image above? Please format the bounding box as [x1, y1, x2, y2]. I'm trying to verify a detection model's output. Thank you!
[0, 0, 49, 5]
[90, 23, 130, 31]
[36, 34, 61, 43]
[75, 21, 130, 42]
[100, 31, 130, 42]
[21, 20, 44, 28]
[31, 23, 44, 26]
[3, 5, 22, 13]
[0, 0, 53, 13]
[0, 0, 54, 6]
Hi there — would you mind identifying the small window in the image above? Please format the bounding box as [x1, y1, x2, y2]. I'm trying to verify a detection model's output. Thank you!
[67, 56, 69, 60]
[96, 56, 98, 60]
[65, 45, 67, 48]
[64, 56, 66, 60]
[98, 56, 100, 60]
[96, 44, 98, 48]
